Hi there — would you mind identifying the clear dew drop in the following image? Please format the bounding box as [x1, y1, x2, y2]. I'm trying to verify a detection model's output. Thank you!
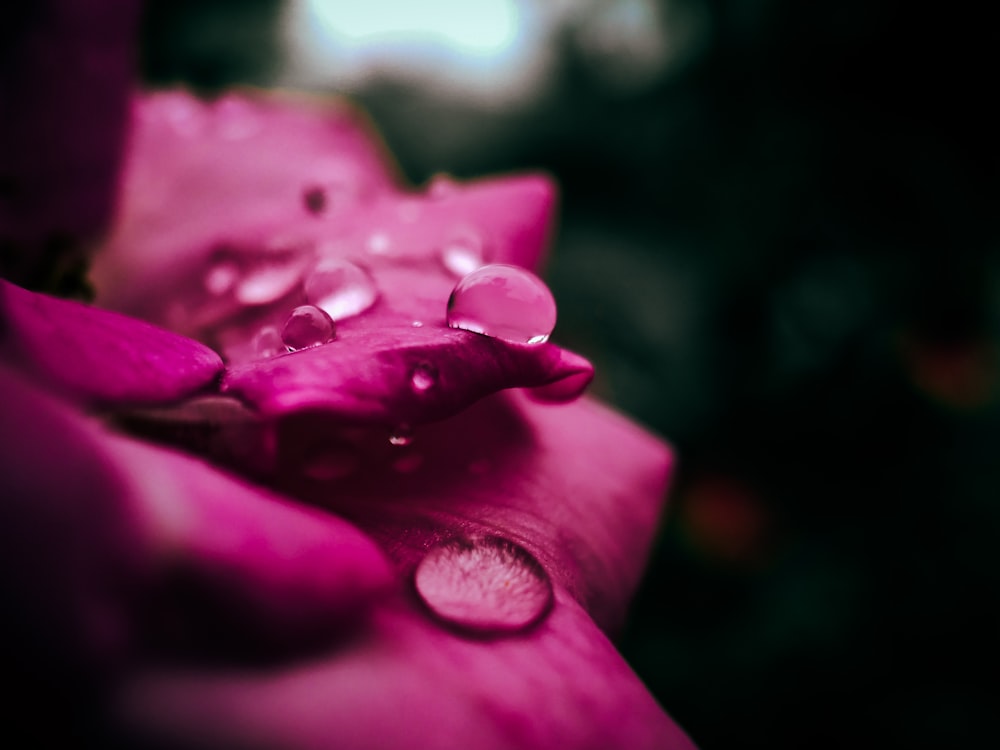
[414, 535, 554, 635]
[366, 231, 392, 255]
[281, 305, 335, 351]
[446, 264, 557, 344]
[234, 256, 305, 306]
[203, 259, 240, 295]
[252, 325, 285, 358]
[411, 320, 424, 328]
[389, 425, 413, 447]
[304, 259, 378, 320]
[410, 361, 438, 393]
[439, 231, 486, 277]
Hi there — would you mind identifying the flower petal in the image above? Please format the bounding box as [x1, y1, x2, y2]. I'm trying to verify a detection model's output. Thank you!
[0, 364, 393, 671]
[115, 593, 696, 750]
[92, 90, 401, 320]
[271, 391, 672, 635]
[0, 278, 223, 406]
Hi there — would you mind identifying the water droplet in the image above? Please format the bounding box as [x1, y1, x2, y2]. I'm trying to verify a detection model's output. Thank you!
[427, 173, 458, 199]
[235, 256, 304, 306]
[414, 535, 553, 635]
[446, 264, 557, 344]
[411, 320, 424, 328]
[281, 305, 335, 351]
[304, 259, 378, 320]
[366, 231, 392, 255]
[252, 325, 285, 358]
[439, 230, 486, 277]
[410, 361, 438, 393]
[302, 185, 327, 215]
[389, 425, 413, 447]
[203, 259, 240, 295]
[301, 443, 359, 481]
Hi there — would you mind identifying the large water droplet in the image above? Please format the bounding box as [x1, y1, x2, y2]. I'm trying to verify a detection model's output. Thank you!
[304, 259, 378, 320]
[446, 264, 557, 344]
[235, 255, 305, 306]
[414, 535, 553, 635]
[410, 361, 438, 392]
[281, 305, 335, 351]
[439, 230, 486, 277]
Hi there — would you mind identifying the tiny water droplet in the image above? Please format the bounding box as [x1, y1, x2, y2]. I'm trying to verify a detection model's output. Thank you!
[252, 325, 285, 358]
[439, 230, 486, 277]
[304, 259, 378, 320]
[235, 256, 304, 306]
[301, 443, 359, 481]
[427, 173, 458, 198]
[411, 320, 424, 328]
[414, 535, 553, 635]
[281, 305, 335, 351]
[203, 259, 240, 295]
[446, 264, 557, 344]
[302, 185, 327, 215]
[410, 361, 438, 393]
[389, 425, 413, 447]
[366, 231, 392, 255]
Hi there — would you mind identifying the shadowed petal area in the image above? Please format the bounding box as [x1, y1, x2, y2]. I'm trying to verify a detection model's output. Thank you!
[272, 392, 672, 635]
[0, 364, 394, 673]
[0, 278, 223, 406]
[115, 594, 696, 750]
[223, 322, 592, 423]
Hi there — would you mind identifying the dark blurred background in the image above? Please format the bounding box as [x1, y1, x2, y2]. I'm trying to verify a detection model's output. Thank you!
[138, 1, 999, 747]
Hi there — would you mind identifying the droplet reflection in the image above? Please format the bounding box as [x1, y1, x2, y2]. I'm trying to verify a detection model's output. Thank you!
[414, 535, 553, 635]
[446, 264, 556, 344]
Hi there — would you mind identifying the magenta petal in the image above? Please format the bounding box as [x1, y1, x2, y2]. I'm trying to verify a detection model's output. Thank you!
[115, 594, 696, 750]
[92, 90, 400, 319]
[1, 278, 223, 406]
[223, 324, 592, 423]
[275, 392, 672, 635]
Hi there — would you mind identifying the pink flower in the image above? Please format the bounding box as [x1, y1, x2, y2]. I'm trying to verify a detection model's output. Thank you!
[0, 85, 694, 749]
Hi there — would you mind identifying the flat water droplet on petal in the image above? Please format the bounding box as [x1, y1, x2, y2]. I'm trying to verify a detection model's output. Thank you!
[410, 361, 438, 392]
[235, 256, 305, 305]
[252, 325, 285, 358]
[281, 305, 335, 351]
[439, 230, 486, 277]
[414, 536, 553, 635]
[411, 320, 424, 328]
[203, 259, 240, 295]
[446, 264, 557, 344]
[389, 425, 413, 447]
[366, 231, 392, 255]
[304, 259, 378, 320]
